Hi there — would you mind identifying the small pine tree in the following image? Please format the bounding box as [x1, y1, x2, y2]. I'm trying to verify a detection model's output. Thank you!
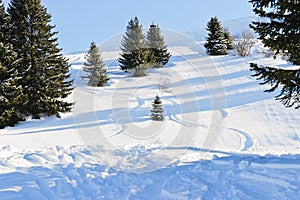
[204, 17, 227, 55]
[146, 23, 171, 68]
[118, 17, 150, 77]
[82, 42, 109, 87]
[150, 95, 164, 121]
[8, 0, 73, 119]
[223, 28, 234, 50]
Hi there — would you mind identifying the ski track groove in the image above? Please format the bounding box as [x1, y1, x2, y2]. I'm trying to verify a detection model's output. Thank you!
[226, 128, 255, 152]
[166, 98, 208, 128]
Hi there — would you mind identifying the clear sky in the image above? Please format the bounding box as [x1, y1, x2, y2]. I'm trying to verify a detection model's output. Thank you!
[3, 0, 254, 52]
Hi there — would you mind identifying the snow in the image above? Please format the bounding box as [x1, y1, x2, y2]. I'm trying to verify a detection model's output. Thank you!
[0, 149, 299, 199]
[1, 28, 300, 199]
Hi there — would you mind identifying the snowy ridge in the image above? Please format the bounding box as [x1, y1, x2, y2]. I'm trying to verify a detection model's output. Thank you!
[1, 27, 300, 198]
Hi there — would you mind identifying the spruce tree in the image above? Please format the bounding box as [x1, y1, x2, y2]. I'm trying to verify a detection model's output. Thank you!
[250, 63, 300, 109]
[8, 0, 73, 119]
[119, 17, 149, 77]
[150, 95, 164, 121]
[249, 0, 300, 65]
[0, 1, 25, 128]
[249, 1, 300, 109]
[223, 28, 234, 50]
[204, 17, 228, 55]
[82, 42, 109, 87]
[146, 23, 171, 68]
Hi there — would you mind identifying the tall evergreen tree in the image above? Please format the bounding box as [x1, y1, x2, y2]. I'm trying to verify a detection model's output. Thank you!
[146, 23, 171, 68]
[204, 17, 228, 55]
[118, 16, 149, 77]
[150, 95, 164, 121]
[249, 0, 300, 109]
[82, 42, 109, 87]
[7, 0, 73, 119]
[250, 63, 300, 109]
[0, 1, 25, 128]
[249, 0, 300, 65]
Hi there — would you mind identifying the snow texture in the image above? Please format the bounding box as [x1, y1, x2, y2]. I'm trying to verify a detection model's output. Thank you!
[0, 25, 299, 199]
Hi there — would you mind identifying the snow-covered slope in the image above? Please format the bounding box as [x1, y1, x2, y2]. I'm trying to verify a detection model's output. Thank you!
[0, 28, 299, 199]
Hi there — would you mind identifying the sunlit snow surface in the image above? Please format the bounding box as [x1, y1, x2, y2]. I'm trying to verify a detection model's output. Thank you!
[1, 24, 300, 199]
[0, 146, 299, 199]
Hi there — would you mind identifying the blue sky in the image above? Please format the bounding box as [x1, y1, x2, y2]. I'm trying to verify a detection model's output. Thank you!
[3, 0, 254, 52]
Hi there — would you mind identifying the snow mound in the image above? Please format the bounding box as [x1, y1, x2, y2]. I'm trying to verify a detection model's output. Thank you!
[0, 146, 299, 199]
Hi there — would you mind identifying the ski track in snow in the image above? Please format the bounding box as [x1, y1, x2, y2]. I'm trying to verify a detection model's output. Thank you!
[166, 98, 205, 128]
[70, 49, 292, 165]
[226, 127, 254, 152]
[221, 109, 255, 152]
[167, 98, 255, 152]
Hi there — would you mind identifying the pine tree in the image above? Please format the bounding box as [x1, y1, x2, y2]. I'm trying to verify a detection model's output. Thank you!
[0, 1, 25, 128]
[223, 28, 234, 50]
[249, 1, 300, 109]
[146, 23, 171, 68]
[82, 42, 109, 87]
[150, 95, 164, 121]
[249, 0, 300, 65]
[204, 17, 227, 55]
[8, 0, 73, 119]
[250, 63, 300, 109]
[118, 17, 149, 77]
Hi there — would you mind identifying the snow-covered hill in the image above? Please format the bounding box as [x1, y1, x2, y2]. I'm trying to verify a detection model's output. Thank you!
[0, 28, 299, 199]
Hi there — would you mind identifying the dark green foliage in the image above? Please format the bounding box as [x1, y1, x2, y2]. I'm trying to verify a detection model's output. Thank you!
[7, 0, 73, 119]
[250, 63, 300, 109]
[204, 17, 228, 55]
[146, 23, 171, 68]
[119, 17, 149, 77]
[0, 43, 26, 128]
[249, 0, 300, 109]
[120, 47, 151, 77]
[119, 17, 171, 76]
[150, 95, 164, 121]
[82, 42, 109, 87]
[0, 0, 24, 128]
[0, 62, 25, 129]
[0, 0, 8, 40]
[223, 28, 234, 50]
[249, 0, 300, 65]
